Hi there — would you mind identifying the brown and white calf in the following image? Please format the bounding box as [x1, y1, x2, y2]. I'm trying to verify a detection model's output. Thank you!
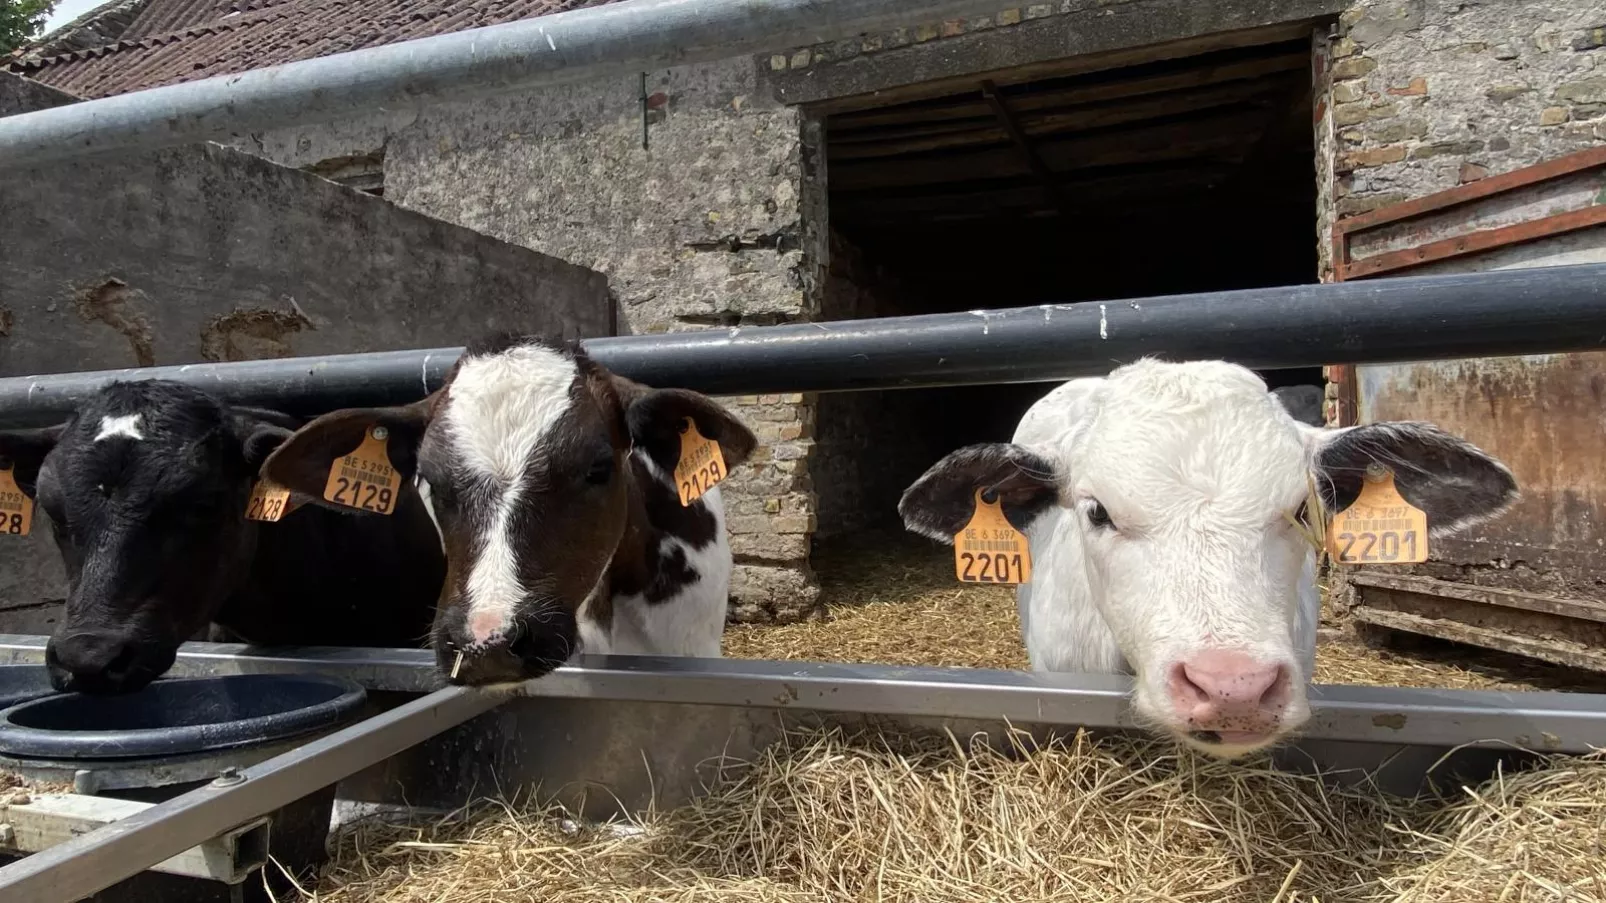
[261, 334, 757, 686]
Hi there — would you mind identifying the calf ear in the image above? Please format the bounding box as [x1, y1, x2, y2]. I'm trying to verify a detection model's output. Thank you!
[1312, 421, 1518, 537]
[259, 397, 435, 508]
[0, 425, 64, 496]
[226, 407, 302, 471]
[898, 443, 1061, 544]
[616, 380, 759, 473]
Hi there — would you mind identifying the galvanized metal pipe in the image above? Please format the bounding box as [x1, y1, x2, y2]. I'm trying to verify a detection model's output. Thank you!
[0, 264, 1604, 427]
[1, 636, 1604, 754]
[0, 685, 505, 901]
[0, 0, 1007, 169]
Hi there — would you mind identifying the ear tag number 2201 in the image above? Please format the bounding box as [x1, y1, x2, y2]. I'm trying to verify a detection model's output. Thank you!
[1326, 465, 1429, 565]
[954, 490, 1032, 585]
[323, 425, 402, 515]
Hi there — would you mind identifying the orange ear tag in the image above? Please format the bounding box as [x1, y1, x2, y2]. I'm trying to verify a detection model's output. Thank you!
[0, 465, 34, 537]
[323, 425, 402, 515]
[1326, 465, 1429, 565]
[674, 418, 727, 507]
[954, 489, 1032, 585]
[244, 479, 298, 523]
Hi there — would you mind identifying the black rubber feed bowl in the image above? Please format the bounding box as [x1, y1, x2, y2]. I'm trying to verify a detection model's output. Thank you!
[0, 664, 60, 711]
[0, 674, 367, 761]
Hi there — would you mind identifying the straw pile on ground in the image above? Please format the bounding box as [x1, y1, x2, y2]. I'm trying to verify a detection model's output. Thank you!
[305, 726, 1606, 903]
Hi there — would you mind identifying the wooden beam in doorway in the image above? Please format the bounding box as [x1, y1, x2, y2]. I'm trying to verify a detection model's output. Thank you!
[980, 80, 1072, 219]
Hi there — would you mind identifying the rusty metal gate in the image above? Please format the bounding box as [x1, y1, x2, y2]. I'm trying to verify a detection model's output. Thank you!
[1328, 146, 1606, 671]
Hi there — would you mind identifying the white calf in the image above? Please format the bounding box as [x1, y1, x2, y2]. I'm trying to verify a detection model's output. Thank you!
[900, 359, 1516, 758]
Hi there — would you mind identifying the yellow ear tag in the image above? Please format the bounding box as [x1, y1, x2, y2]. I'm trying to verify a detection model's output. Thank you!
[674, 418, 727, 507]
[244, 479, 297, 523]
[323, 425, 401, 515]
[954, 489, 1032, 585]
[1326, 465, 1429, 564]
[0, 465, 34, 537]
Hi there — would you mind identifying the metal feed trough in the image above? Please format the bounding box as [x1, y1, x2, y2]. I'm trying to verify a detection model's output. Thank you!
[0, 265, 1602, 899]
[4, 0, 1606, 895]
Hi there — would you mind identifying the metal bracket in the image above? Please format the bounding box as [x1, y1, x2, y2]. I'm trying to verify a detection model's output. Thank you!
[0, 793, 270, 884]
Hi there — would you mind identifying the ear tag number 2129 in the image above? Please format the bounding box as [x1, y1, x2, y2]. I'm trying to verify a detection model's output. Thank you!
[675, 418, 727, 507]
[954, 490, 1032, 585]
[323, 425, 402, 515]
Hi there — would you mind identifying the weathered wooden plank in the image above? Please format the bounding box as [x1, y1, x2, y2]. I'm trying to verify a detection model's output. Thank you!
[831, 76, 1298, 161]
[830, 107, 1267, 192]
[828, 47, 1309, 131]
[1353, 606, 1606, 674]
[1351, 572, 1606, 625]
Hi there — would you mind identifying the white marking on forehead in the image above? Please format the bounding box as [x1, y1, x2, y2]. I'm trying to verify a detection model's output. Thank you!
[445, 344, 580, 647]
[94, 414, 144, 443]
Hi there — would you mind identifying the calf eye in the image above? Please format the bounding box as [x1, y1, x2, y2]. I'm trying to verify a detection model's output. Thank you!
[1087, 500, 1114, 530]
[586, 450, 615, 485]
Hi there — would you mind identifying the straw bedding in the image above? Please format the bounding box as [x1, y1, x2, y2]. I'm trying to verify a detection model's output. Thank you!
[305, 728, 1606, 903]
[302, 531, 1606, 903]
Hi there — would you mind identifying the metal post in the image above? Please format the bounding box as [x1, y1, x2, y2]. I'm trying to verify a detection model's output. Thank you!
[0, 0, 1008, 169]
[0, 264, 1604, 427]
[0, 685, 505, 901]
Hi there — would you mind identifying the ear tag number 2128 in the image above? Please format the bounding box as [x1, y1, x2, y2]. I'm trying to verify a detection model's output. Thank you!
[954, 490, 1032, 585]
[323, 425, 402, 515]
[0, 465, 33, 537]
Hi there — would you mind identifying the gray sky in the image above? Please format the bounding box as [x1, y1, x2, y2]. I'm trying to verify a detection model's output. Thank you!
[44, 0, 109, 33]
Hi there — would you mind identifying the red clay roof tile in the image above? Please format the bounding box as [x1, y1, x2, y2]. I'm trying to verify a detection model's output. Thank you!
[10, 0, 620, 99]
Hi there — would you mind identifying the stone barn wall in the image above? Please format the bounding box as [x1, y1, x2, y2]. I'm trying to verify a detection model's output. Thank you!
[1316, 0, 1606, 277]
[0, 71, 612, 633]
[241, 59, 829, 622]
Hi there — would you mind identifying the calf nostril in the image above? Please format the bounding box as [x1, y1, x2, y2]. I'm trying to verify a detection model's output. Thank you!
[102, 643, 138, 683]
[1169, 662, 1212, 706]
[1257, 664, 1292, 712]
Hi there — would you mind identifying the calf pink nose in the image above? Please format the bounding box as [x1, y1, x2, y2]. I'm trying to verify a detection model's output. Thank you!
[1168, 651, 1290, 730]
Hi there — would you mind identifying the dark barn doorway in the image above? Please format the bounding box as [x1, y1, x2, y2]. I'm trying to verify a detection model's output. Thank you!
[813, 39, 1323, 541]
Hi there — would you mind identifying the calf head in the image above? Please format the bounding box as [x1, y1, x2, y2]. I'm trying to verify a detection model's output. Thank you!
[899, 359, 1516, 758]
[261, 334, 756, 687]
[0, 381, 297, 693]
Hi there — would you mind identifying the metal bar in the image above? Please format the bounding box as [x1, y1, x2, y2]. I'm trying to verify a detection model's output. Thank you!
[1342, 205, 1606, 280]
[3, 636, 1605, 753]
[0, 685, 504, 901]
[1, 795, 269, 884]
[0, 0, 1008, 170]
[2, 264, 1606, 427]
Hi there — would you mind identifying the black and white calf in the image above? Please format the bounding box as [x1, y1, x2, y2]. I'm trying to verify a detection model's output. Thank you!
[899, 359, 1517, 759]
[261, 334, 758, 687]
[0, 381, 444, 694]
